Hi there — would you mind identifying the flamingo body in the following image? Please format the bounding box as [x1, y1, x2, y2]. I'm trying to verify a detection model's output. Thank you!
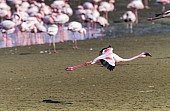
[96, 16, 109, 27]
[91, 45, 152, 71]
[0, 20, 15, 30]
[54, 14, 69, 24]
[47, 24, 58, 36]
[83, 2, 94, 10]
[127, 0, 144, 9]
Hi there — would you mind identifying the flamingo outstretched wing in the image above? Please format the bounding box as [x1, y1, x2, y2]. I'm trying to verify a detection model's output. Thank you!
[91, 45, 116, 71]
[100, 54, 115, 71]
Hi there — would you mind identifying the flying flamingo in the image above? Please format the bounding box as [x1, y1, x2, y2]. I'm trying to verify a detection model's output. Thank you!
[67, 21, 86, 49]
[148, 10, 170, 20]
[127, 0, 144, 24]
[47, 24, 58, 54]
[156, 0, 170, 12]
[121, 11, 136, 33]
[66, 45, 152, 71]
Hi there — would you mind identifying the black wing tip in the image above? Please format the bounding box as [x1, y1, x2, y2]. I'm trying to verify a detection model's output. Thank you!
[100, 59, 115, 71]
[108, 45, 112, 48]
[107, 65, 115, 71]
[144, 52, 152, 57]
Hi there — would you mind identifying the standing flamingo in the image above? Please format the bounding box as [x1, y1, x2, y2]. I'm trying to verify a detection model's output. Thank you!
[127, 0, 144, 24]
[66, 45, 152, 71]
[91, 5, 100, 37]
[96, 16, 109, 39]
[47, 24, 58, 54]
[54, 13, 69, 42]
[83, 2, 94, 39]
[75, 5, 86, 23]
[67, 21, 86, 49]
[156, 0, 170, 12]
[99, 0, 115, 20]
[0, 20, 15, 48]
[121, 11, 136, 33]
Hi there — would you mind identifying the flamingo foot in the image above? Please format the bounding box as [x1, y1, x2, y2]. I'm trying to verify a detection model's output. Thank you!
[65, 67, 74, 71]
[54, 50, 58, 53]
[49, 52, 52, 54]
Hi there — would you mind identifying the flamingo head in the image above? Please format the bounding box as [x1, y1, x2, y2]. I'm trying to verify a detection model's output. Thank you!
[138, 52, 152, 58]
[99, 45, 113, 55]
[79, 28, 86, 34]
[109, 0, 115, 3]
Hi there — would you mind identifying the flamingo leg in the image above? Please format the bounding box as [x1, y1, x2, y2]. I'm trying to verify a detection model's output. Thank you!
[162, 5, 165, 12]
[134, 9, 138, 24]
[87, 22, 90, 39]
[105, 12, 108, 20]
[100, 27, 104, 40]
[52, 35, 57, 53]
[48, 36, 52, 54]
[72, 32, 77, 49]
[130, 23, 133, 33]
[65, 61, 92, 71]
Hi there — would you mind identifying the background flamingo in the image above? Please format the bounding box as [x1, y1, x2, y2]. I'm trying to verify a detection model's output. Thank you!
[127, 0, 144, 24]
[0, 2, 11, 22]
[47, 24, 58, 54]
[121, 11, 136, 33]
[148, 10, 170, 20]
[156, 0, 170, 12]
[99, 0, 115, 20]
[67, 21, 86, 49]
[0, 20, 15, 47]
[54, 12, 69, 42]
[96, 16, 109, 39]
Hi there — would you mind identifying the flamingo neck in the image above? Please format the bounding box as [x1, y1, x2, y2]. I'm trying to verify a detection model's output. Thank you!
[116, 55, 140, 63]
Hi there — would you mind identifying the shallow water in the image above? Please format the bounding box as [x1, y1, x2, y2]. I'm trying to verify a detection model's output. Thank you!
[1, 21, 170, 48]
[105, 22, 170, 38]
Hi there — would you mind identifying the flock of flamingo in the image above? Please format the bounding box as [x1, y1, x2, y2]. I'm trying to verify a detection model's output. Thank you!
[0, 0, 169, 53]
